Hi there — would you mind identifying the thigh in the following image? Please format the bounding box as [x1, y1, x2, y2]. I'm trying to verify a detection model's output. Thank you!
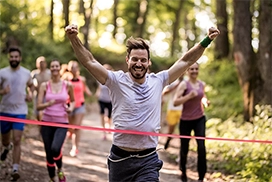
[98, 101, 106, 114]
[106, 102, 112, 118]
[0, 113, 25, 133]
[52, 127, 67, 150]
[135, 153, 163, 182]
[194, 116, 206, 137]
[108, 152, 162, 182]
[179, 120, 192, 136]
[12, 114, 26, 131]
[40, 126, 55, 147]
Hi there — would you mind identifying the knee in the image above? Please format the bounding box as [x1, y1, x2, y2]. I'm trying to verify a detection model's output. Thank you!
[197, 143, 206, 153]
[51, 146, 61, 155]
[13, 136, 21, 146]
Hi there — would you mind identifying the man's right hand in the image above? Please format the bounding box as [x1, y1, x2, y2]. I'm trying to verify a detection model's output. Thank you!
[0, 85, 10, 95]
[65, 24, 79, 39]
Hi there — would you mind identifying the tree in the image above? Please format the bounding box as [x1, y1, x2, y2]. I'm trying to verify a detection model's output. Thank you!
[112, 0, 119, 38]
[49, 0, 54, 40]
[170, 0, 184, 57]
[80, 0, 94, 50]
[63, 0, 70, 27]
[215, 0, 229, 59]
[258, 0, 272, 106]
[233, 0, 263, 121]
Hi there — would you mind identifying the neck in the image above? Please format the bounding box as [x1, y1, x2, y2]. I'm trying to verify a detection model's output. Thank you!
[189, 78, 197, 83]
[10, 66, 20, 71]
[40, 68, 47, 72]
[51, 76, 61, 83]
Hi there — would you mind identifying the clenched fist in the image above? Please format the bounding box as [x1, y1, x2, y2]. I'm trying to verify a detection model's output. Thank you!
[65, 24, 79, 39]
[208, 27, 220, 40]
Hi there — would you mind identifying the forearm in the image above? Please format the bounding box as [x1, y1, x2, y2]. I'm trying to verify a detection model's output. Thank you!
[0, 89, 5, 95]
[180, 44, 205, 66]
[173, 95, 191, 106]
[37, 102, 51, 111]
[69, 37, 95, 67]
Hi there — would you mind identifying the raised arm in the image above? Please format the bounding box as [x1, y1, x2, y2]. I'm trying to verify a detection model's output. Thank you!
[65, 25, 108, 84]
[168, 27, 220, 83]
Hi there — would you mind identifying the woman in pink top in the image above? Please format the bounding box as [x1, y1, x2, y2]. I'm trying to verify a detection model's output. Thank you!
[173, 63, 210, 182]
[66, 60, 92, 157]
[37, 60, 75, 182]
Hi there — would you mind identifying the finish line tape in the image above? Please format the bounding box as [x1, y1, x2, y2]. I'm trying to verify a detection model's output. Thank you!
[1, 116, 272, 144]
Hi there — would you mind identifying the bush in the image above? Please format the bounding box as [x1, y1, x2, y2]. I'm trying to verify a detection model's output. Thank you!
[206, 105, 272, 181]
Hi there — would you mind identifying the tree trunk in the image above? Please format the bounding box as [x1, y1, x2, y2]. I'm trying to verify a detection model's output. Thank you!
[233, 0, 257, 121]
[112, 0, 119, 38]
[170, 0, 184, 57]
[136, 0, 149, 38]
[49, 0, 54, 40]
[81, 0, 94, 50]
[215, 0, 229, 59]
[62, 0, 70, 27]
[258, 0, 272, 105]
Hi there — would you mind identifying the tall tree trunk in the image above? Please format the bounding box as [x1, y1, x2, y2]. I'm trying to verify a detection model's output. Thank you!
[81, 0, 94, 50]
[258, 0, 272, 105]
[112, 0, 119, 38]
[136, 0, 149, 38]
[233, 0, 261, 121]
[170, 0, 184, 57]
[49, 0, 54, 40]
[215, 0, 229, 59]
[63, 0, 70, 27]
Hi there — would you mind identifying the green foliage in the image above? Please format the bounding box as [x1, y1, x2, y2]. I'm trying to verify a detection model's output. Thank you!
[199, 60, 243, 120]
[206, 105, 272, 181]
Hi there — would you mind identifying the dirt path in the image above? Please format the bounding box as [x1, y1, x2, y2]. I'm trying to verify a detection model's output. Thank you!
[0, 103, 228, 182]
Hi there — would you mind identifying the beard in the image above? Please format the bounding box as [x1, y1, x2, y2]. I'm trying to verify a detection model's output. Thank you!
[9, 61, 20, 68]
[129, 65, 148, 80]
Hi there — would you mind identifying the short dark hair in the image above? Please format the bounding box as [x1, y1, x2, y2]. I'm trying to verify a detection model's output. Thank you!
[50, 59, 61, 66]
[8, 47, 22, 56]
[126, 37, 150, 59]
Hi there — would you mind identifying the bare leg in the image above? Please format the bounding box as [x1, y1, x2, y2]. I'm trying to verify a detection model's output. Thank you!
[12, 129, 23, 166]
[101, 114, 107, 140]
[164, 124, 176, 149]
[71, 113, 84, 151]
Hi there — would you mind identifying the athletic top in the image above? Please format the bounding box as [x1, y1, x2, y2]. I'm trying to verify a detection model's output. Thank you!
[0, 66, 33, 114]
[181, 80, 204, 120]
[97, 82, 111, 103]
[165, 79, 183, 111]
[42, 81, 69, 123]
[71, 77, 85, 108]
[105, 70, 169, 149]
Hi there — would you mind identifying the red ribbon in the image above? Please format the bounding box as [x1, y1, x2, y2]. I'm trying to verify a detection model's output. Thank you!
[1, 116, 271, 144]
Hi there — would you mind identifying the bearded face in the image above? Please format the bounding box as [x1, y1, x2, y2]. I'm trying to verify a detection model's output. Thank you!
[127, 49, 150, 82]
[9, 51, 21, 69]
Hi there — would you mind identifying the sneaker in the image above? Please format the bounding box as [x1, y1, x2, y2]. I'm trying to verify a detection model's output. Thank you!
[69, 148, 78, 157]
[1, 143, 13, 161]
[58, 171, 66, 182]
[10, 170, 20, 181]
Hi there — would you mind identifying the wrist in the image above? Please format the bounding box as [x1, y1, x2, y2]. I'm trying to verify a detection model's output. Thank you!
[200, 36, 212, 48]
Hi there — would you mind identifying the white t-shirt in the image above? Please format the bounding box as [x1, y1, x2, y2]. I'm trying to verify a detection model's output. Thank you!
[0, 66, 33, 114]
[105, 70, 169, 149]
[164, 79, 183, 111]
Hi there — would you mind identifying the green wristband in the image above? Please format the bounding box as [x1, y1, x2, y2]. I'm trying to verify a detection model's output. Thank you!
[200, 36, 212, 48]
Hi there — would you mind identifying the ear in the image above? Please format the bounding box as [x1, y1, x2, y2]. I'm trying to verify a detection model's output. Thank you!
[148, 59, 152, 66]
[126, 56, 129, 64]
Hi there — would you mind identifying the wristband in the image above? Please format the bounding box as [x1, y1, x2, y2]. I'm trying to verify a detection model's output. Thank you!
[200, 36, 212, 48]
